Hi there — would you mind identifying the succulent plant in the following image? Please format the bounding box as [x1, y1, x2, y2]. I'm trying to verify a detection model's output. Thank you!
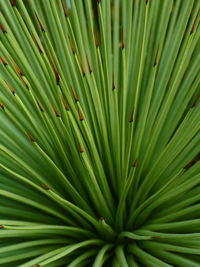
[0, 0, 200, 266]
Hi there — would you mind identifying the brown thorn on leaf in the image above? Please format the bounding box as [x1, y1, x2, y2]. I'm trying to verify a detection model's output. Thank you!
[94, 30, 99, 48]
[40, 184, 49, 190]
[10, 58, 23, 77]
[26, 130, 35, 142]
[0, 225, 4, 229]
[192, 95, 200, 107]
[97, 0, 101, 4]
[61, 0, 68, 17]
[9, 0, 15, 6]
[0, 57, 7, 66]
[72, 89, 78, 102]
[32, 33, 43, 54]
[87, 57, 92, 74]
[152, 236, 160, 239]
[145, 0, 149, 4]
[153, 49, 159, 67]
[190, 14, 198, 34]
[0, 104, 4, 110]
[78, 109, 83, 121]
[34, 11, 45, 32]
[33, 264, 40, 267]
[21, 77, 29, 89]
[68, 36, 75, 54]
[0, 24, 6, 33]
[36, 98, 44, 112]
[52, 103, 60, 117]
[4, 80, 15, 95]
[48, 53, 60, 85]
[79, 145, 84, 153]
[130, 111, 134, 122]
[184, 153, 200, 170]
[61, 97, 69, 110]
[133, 160, 137, 167]
[79, 60, 85, 77]
[122, 31, 125, 49]
[112, 73, 116, 90]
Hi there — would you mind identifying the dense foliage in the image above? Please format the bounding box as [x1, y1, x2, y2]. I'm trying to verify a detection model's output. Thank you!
[0, 0, 200, 266]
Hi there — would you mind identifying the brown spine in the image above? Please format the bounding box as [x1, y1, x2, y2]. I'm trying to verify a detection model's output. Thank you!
[36, 98, 44, 112]
[10, 58, 23, 76]
[61, 97, 69, 110]
[32, 33, 43, 53]
[0, 24, 6, 33]
[87, 57, 92, 74]
[0, 104, 4, 110]
[192, 95, 200, 107]
[122, 32, 125, 49]
[69, 36, 75, 54]
[40, 184, 49, 190]
[190, 14, 198, 34]
[130, 111, 134, 122]
[154, 49, 159, 67]
[52, 104, 60, 117]
[94, 31, 99, 48]
[35, 11, 45, 32]
[0, 57, 7, 66]
[133, 160, 137, 167]
[26, 130, 35, 142]
[4, 80, 15, 95]
[79, 145, 84, 153]
[112, 73, 116, 90]
[78, 109, 83, 121]
[48, 53, 60, 85]
[61, 0, 68, 17]
[10, 0, 15, 6]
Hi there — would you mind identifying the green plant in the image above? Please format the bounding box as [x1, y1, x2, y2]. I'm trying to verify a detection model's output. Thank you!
[0, 0, 200, 266]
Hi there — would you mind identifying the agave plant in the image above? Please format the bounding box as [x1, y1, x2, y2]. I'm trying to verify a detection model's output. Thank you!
[0, 0, 200, 266]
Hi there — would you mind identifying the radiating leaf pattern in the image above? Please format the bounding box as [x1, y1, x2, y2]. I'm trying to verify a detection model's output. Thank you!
[0, 0, 200, 266]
